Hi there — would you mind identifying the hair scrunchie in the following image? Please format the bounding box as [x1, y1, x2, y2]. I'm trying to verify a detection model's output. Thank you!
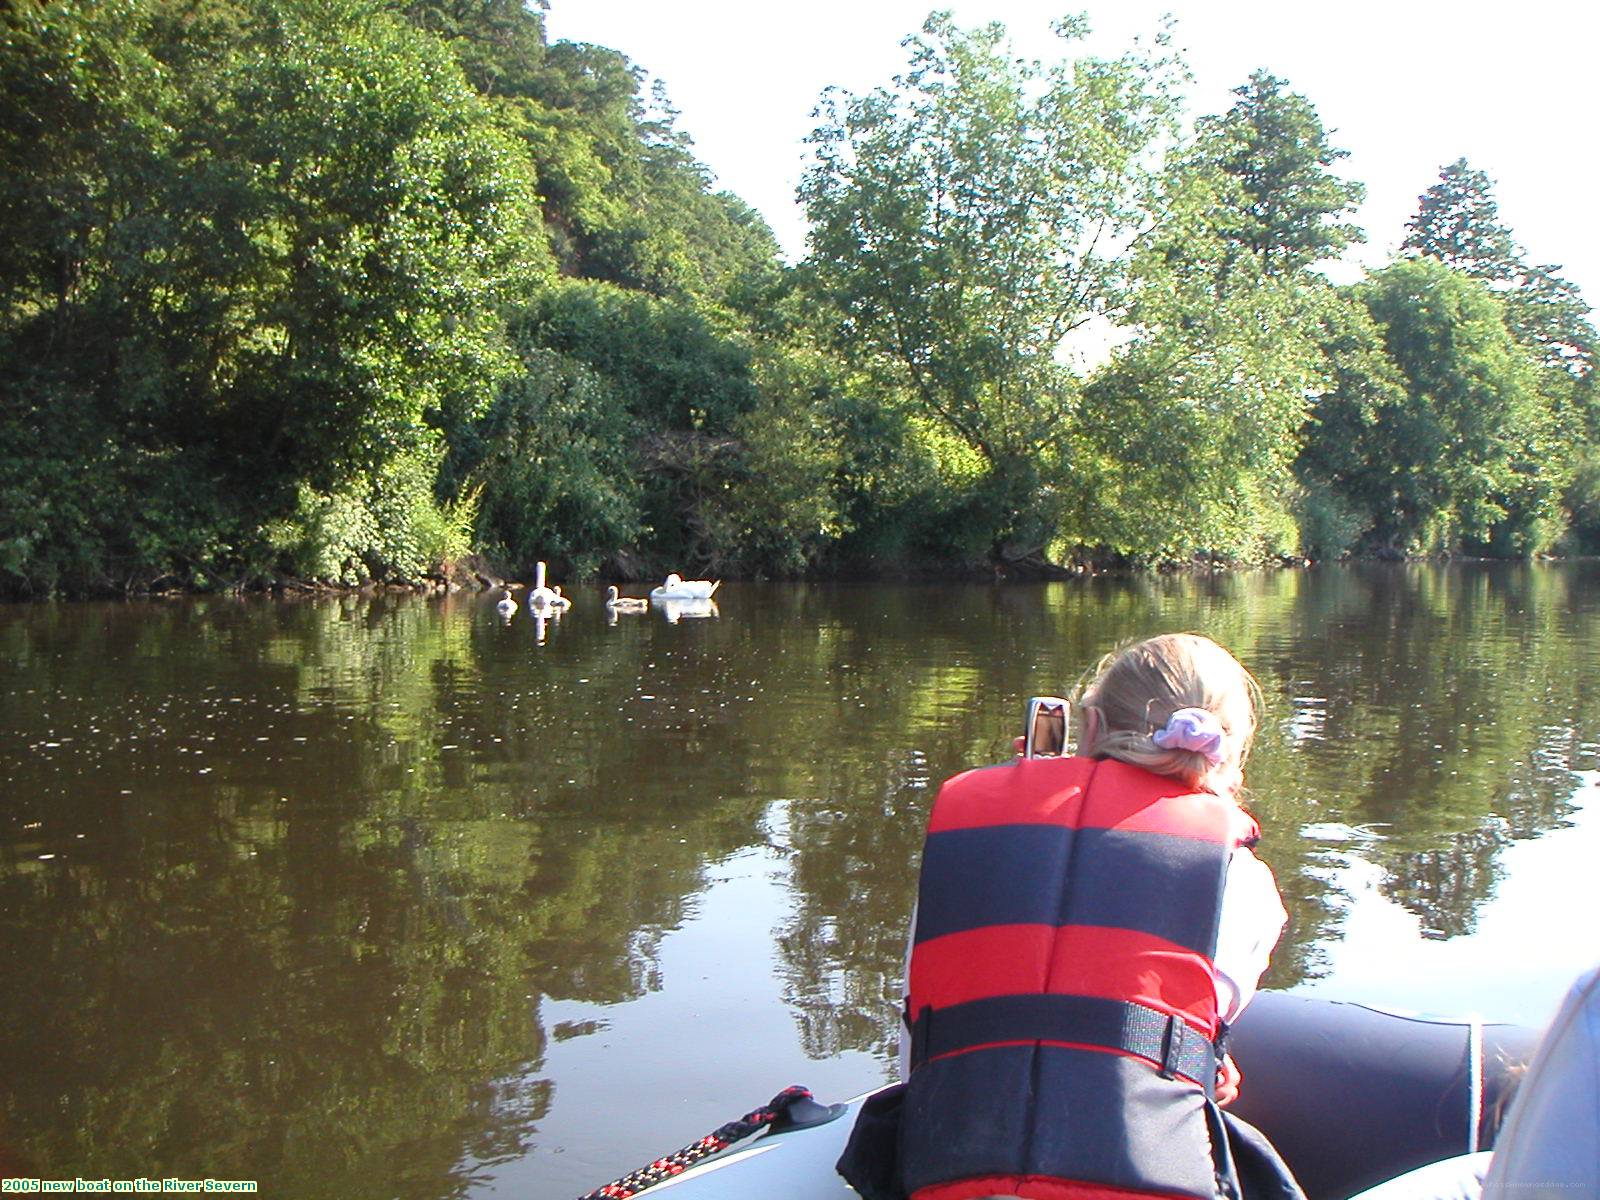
[1152, 707, 1225, 763]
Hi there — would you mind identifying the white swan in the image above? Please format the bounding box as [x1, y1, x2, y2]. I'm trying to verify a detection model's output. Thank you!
[550, 584, 572, 610]
[650, 572, 721, 602]
[605, 585, 649, 613]
[495, 587, 518, 616]
[527, 561, 562, 609]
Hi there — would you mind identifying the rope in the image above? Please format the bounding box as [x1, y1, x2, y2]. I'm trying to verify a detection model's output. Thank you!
[576, 1085, 815, 1200]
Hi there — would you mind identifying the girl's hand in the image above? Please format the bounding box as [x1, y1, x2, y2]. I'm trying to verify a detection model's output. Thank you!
[1215, 1054, 1241, 1107]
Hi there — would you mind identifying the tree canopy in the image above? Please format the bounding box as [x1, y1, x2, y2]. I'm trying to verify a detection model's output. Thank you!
[798, 14, 1184, 558]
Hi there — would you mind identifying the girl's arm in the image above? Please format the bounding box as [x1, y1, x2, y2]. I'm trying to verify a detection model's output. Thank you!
[1213, 846, 1287, 1025]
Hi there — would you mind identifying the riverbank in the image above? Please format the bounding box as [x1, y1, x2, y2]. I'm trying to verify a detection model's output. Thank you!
[26, 550, 1580, 603]
[0, 551, 1342, 601]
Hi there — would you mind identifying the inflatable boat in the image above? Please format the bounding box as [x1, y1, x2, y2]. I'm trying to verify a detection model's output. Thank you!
[584, 991, 1539, 1200]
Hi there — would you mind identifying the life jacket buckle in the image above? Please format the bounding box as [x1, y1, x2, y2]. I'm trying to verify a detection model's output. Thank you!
[1159, 1014, 1185, 1080]
[1212, 1019, 1231, 1063]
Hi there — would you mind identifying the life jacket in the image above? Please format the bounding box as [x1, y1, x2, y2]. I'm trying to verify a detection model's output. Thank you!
[901, 754, 1257, 1200]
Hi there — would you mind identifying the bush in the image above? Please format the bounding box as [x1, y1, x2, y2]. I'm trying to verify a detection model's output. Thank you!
[699, 349, 849, 574]
[262, 443, 474, 584]
[444, 348, 641, 575]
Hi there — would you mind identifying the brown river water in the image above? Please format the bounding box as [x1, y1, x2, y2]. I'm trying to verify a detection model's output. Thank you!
[2, 564, 1598, 1198]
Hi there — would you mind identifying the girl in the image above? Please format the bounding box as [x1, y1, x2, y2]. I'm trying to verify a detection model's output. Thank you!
[851, 633, 1290, 1200]
[1069, 632, 1287, 1060]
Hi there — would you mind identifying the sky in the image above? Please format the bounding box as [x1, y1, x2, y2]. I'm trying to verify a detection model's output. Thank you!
[542, 0, 1600, 304]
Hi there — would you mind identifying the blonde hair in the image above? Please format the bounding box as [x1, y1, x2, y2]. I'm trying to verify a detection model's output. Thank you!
[1073, 633, 1260, 794]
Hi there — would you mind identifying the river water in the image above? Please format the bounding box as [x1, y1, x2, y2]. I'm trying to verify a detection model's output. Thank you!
[2, 565, 1598, 1198]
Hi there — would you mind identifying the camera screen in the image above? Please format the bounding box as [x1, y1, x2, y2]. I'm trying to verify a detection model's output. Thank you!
[1026, 699, 1067, 757]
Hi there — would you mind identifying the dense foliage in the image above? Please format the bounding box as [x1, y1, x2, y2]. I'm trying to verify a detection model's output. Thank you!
[1, 3, 1594, 596]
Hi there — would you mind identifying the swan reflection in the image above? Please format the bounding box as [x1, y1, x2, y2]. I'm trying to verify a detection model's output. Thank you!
[655, 597, 719, 624]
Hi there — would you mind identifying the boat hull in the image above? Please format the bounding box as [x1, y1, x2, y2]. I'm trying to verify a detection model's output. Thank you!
[641, 990, 1539, 1200]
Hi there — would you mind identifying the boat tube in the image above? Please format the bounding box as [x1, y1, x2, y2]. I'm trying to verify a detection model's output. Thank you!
[612, 990, 1539, 1200]
[1227, 992, 1536, 1198]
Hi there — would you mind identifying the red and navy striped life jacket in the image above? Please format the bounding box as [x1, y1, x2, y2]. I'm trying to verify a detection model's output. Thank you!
[902, 754, 1254, 1200]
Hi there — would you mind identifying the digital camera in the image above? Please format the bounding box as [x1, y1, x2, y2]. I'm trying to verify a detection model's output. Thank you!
[1023, 696, 1069, 758]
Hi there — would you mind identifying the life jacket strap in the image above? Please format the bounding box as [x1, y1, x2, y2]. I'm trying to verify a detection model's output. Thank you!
[909, 994, 1219, 1094]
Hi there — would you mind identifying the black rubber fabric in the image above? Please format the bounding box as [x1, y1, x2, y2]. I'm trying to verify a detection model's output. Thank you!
[835, 1083, 909, 1200]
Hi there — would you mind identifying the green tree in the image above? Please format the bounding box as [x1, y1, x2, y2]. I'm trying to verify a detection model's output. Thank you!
[1403, 158, 1523, 283]
[1076, 72, 1361, 561]
[1401, 159, 1594, 550]
[1189, 70, 1364, 279]
[703, 346, 851, 574]
[0, 0, 542, 594]
[400, 0, 549, 98]
[0, 0, 208, 591]
[1505, 261, 1595, 379]
[799, 12, 1184, 560]
[518, 279, 757, 434]
[395, 1, 832, 577]
[187, 0, 543, 493]
[440, 344, 642, 575]
[416, 16, 787, 312]
[485, 278, 776, 571]
[1302, 259, 1556, 553]
[1291, 297, 1409, 556]
[1403, 158, 1594, 378]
